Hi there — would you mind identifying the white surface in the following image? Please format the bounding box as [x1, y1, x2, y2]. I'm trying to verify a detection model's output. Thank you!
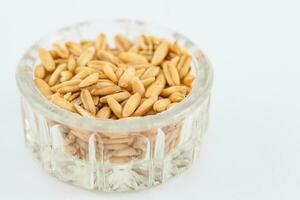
[1, 0, 300, 199]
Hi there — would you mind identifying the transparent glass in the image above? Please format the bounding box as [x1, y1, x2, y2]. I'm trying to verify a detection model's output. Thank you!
[16, 19, 213, 192]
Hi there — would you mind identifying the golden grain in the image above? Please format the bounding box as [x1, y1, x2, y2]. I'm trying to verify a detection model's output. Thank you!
[118, 67, 135, 88]
[115, 34, 133, 51]
[79, 73, 99, 87]
[49, 95, 76, 112]
[145, 72, 166, 98]
[60, 71, 73, 82]
[96, 106, 111, 119]
[131, 76, 145, 96]
[34, 78, 53, 97]
[54, 59, 67, 65]
[168, 61, 180, 85]
[77, 47, 96, 66]
[179, 56, 192, 78]
[75, 66, 99, 74]
[48, 63, 67, 86]
[58, 85, 81, 93]
[66, 42, 82, 56]
[74, 104, 94, 117]
[163, 62, 175, 86]
[141, 77, 156, 87]
[119, 52, 148, 64]
[169, 92, 185, 102]
[128, 44, 139, 53]
[136, 68, 146, 78]
[49, 50, 59, 59]
[80, 89, 96, 115]
[170, 41, 183, 55]
[97, 50, 122, 64]
[91, 85, 121, 96]
[138, 35, 148, 50]
[118, 63, 151, 69]
[183, 73, 195, 87]
[51, 79, 81, 91]
[88, 60, 118, 71]
[52, 43, 69, 58]
[95, 33, 107, 51]
[102, 64, 118, 83]
[92, 96, 99, 105]
[122, 93, 141, 117]
[115, 68, 125, 79]
[71, 70, 90, 80]
[134, 97, 156, 116]
[39, 48, 55, 72]
[80, 40, 94, 50]
[96, 79, 115, 87]
[151, 41, 169, 65]
[107, 97, 122, 118]
[34, 64, 46, 79]
[171, 56, 180, 65]
[44, 74, 51, 83]
[160, 86, 188, 97]
[153, 98, 171, 112]
[99, 91, 131, 103]
[68, 92, 80, 102]
[140, 66, 160, 80]
[63, 92, 72, 100]
[176, 55, 192, 78]
[67, 55, 76, 72]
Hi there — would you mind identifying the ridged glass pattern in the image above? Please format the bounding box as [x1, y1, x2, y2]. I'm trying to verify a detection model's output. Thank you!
[20, 95, 210, 191]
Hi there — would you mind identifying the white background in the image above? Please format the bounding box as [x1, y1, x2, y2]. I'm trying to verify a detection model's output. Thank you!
[0, 0, 299, 199]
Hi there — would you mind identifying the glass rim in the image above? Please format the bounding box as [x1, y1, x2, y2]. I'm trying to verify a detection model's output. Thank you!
[15, 19, 213, 132]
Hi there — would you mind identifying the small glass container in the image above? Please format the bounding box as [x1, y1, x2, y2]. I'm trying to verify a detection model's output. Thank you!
[16, 19, 213, 192]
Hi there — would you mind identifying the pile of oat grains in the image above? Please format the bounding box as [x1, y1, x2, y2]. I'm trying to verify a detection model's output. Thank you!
[34, 34, 195, 119]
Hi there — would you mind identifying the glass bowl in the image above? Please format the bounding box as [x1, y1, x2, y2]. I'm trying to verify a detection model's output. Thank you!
[15, 19, 213, 192]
